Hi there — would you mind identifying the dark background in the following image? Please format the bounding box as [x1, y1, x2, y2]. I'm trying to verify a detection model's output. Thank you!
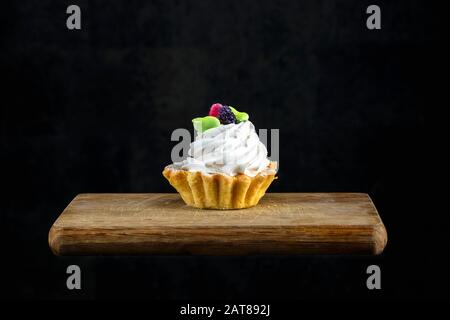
[0, 0, 444, 301]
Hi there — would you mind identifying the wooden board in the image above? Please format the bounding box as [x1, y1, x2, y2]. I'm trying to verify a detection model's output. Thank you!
[48, 193, 387, 255]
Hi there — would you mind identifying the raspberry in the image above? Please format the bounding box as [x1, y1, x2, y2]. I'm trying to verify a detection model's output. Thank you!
[218, 105, 236, 124]
[209, 103, 222, 117]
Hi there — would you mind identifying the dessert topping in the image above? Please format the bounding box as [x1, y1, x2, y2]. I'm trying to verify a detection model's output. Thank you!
[209, 103, 222, 118]
[193, 103, 249, 132]
[217, 105, 237, 124]
[192, 116, 220, 133]
[229, 106, 249, 123]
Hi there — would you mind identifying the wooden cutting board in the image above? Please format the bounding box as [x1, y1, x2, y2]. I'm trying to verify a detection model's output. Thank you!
[48, 193, 387, 255]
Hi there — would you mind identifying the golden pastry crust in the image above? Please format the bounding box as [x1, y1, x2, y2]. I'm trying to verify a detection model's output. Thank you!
[162, 162, 277, 209]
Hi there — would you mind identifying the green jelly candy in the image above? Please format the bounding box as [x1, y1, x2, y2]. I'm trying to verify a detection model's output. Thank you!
[236, 112, 249, 122]
[229, 106, 249, 122]
[192, 116, 220, 132]
[229, 106, 239, 116]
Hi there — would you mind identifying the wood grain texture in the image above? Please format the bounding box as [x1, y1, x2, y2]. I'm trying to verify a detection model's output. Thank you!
[48, 193, 387, 255]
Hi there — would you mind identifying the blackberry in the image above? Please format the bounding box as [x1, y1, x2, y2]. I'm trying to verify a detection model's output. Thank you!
[218, 105, 237, 124]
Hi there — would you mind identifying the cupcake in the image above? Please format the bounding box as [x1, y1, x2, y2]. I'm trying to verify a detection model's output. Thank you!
[163, 103, 277, 209]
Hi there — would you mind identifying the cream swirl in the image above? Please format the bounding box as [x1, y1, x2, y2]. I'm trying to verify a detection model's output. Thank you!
[172, 121, 271, 177]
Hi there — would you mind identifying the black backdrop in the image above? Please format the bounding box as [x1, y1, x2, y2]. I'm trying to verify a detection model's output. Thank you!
[0, 0, 444, 301]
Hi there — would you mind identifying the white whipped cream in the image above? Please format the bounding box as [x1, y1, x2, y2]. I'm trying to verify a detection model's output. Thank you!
[171, 121, 271, 177]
